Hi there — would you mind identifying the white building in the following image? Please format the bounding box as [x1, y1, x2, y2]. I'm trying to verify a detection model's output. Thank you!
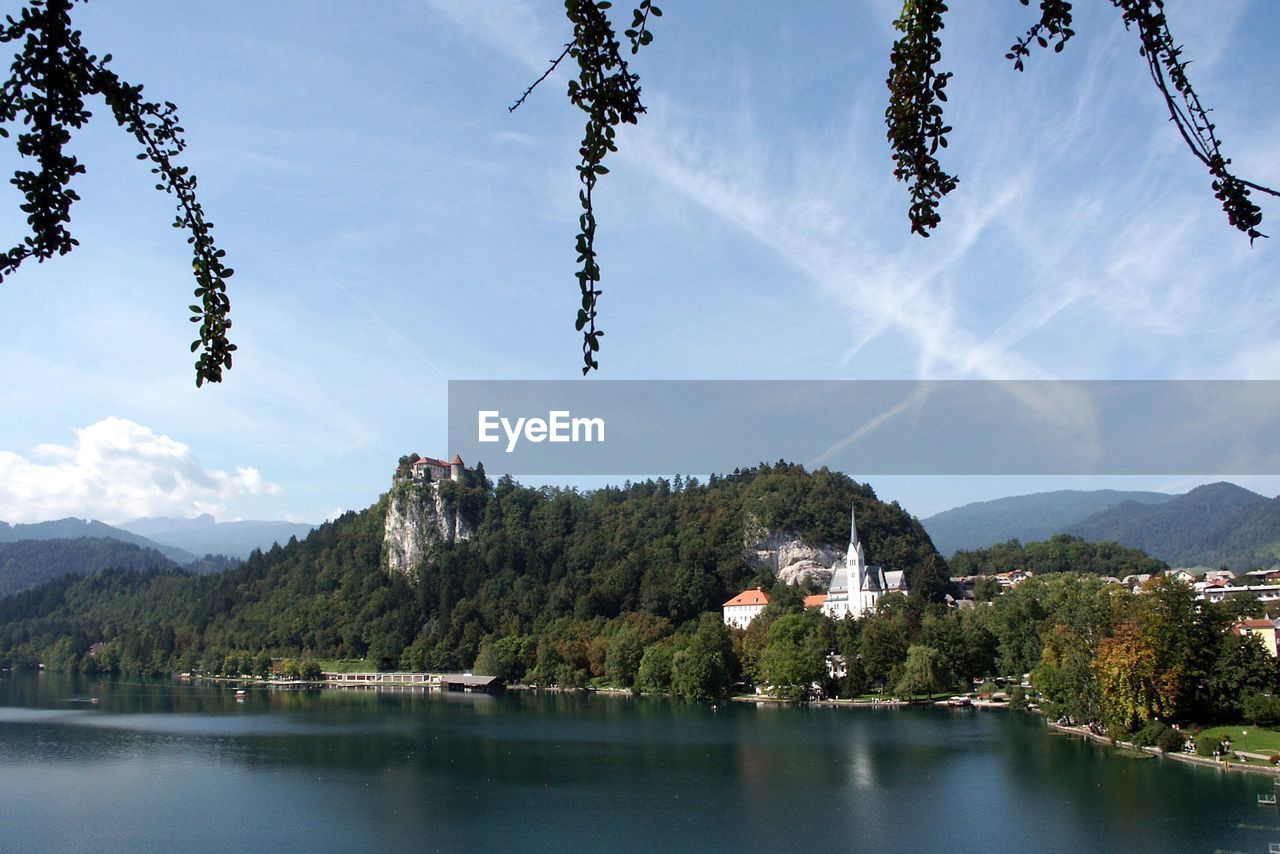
[822, 503, 907, 620]
[722, 587, 770, 629]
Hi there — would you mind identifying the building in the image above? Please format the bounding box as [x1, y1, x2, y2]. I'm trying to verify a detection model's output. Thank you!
[722, 587, 770, 629]
[1230, 617, 1280, 657]
[410, 453, 469, 483]
[822, 503, 907, 620]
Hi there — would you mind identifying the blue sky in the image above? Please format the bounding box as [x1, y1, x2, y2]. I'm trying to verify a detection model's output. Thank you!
[0, 0, 1278, 525]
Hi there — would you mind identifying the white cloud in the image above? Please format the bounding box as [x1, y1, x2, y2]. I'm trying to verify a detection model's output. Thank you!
[0, 417, 283, 524]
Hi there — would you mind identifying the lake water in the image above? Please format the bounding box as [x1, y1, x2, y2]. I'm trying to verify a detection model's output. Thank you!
[0, 672, 1274, 853]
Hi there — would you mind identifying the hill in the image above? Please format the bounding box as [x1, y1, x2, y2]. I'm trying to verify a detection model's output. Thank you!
[117, 514, 316, 560]
[0, 537, 178, 598]
[1067, 482, 1279, 569]
[948, 534, 1168, 578]
[0, 463, 947, 676]
[0, 518, 199, 564]
[922, 489, 1174, 556]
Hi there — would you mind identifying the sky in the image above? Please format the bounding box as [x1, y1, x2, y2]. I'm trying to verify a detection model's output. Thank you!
[0, 0, 1278, 525]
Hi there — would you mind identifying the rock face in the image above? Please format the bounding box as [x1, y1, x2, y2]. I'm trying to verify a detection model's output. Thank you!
[745, 532, 844, 587]
[382, 479, 472, 577]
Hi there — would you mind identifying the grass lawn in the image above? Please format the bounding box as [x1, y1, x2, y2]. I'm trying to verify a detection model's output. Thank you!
[1199, 725, 1280, 755]
[312, 659, 375, 673]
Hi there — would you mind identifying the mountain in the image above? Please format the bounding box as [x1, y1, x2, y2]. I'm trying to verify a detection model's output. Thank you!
[117, 514, 316, 560]
[1066, 482, 1277, 569]
[922, 489, 1175, 556]
[0, 537, 177, 598]
[0, 518, 199, 564]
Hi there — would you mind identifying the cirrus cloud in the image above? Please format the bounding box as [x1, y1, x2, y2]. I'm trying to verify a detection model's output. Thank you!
[0, 417, 282, 524]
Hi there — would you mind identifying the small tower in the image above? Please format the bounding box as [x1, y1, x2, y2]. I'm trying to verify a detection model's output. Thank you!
[449, 453, 464, 482]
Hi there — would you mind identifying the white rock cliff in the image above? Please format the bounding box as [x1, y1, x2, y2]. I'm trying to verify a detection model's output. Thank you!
[382, 479, 473, 577]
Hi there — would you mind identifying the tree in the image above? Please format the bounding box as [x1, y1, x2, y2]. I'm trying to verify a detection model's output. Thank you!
[1207, 634, 1277, 721]
[670, 613, 732, 701]
[604, 626, 645, 688]
[896, 645, 951, 699]
[757, 613, 827, 700]
[1093, 618, 1172, 732]
[860, 611, 910, 692]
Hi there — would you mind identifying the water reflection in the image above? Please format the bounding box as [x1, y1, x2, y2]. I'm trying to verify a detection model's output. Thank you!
[0, 672, 1274, 853]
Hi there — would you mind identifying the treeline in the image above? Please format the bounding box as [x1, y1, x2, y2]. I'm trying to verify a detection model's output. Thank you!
[0, 463, 948, 677]
[948, 534, 1168, 578]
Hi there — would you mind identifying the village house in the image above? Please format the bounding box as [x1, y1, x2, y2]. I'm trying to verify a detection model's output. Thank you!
[722, 587, 770, 629]
[1230, 617, 1280, 657]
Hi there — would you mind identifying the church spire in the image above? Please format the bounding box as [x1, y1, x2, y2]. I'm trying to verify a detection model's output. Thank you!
[850, 501, 858, 547]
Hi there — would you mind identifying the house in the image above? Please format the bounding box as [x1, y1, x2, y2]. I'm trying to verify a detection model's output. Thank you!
[1230, 617, 1280, 657]
[803, 593, 828, 610]
[822, 503, 908, 620]
[723, 587, 770, 629]
[410, 453, 469, 483]
[995, 570, 1032, 588]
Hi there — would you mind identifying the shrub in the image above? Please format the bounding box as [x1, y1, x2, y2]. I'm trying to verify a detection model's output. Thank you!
[1156, 726, 1187, 754]
[1132, 720, 1169, 748]
[1195, 737, 1219, 757]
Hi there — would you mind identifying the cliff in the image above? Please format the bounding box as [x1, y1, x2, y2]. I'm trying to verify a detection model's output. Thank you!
[382, 478, 473, 577]
[743, 511, 845, 586]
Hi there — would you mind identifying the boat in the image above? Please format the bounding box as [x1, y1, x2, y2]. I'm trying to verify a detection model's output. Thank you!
[947, 696, 973, 707]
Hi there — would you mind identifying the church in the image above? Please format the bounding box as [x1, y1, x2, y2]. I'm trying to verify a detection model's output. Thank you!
[820, 503, 908, 620]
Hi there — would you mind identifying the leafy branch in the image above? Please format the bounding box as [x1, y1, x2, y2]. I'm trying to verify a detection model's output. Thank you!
[0, 0, 233, 385]
[512, 0, 659, 374]
[885, 0, 956, 237]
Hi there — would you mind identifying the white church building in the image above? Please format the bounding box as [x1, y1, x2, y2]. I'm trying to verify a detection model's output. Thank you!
[821, 503, 908, 620]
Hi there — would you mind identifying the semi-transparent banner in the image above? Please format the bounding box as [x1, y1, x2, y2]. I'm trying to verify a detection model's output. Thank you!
[446, 381, 1280, 475]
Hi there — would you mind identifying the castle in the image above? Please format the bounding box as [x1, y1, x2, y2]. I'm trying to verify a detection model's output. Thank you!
[409, 454, 468, 483]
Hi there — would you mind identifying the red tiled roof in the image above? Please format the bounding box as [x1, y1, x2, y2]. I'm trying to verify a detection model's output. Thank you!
[723, 587, 770, 608]
[450, 454, 464, 465]
[803, 594, 827, 609]
[1235, 619, 1276, 630]
[413, 457, 450, 468]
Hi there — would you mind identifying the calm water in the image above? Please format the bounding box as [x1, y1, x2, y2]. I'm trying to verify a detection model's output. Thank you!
[0, 673, 1273, 853]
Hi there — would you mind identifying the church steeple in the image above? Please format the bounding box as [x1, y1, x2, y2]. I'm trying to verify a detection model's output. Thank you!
[848, 501, 866, 588]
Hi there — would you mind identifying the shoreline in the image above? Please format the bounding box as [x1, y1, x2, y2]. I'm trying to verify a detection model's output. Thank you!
[1046, 721, 1280, 777]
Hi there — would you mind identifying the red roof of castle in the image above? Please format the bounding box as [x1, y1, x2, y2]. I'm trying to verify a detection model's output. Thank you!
[450, 454, 464, 465]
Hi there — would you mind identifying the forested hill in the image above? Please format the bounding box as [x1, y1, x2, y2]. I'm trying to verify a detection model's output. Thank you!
[0, 538, 179, 599]
[948, 534, 1169, 578]
[0, 463, 946, 675]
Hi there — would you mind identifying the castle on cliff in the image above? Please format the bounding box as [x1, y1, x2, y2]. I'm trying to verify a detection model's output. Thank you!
[409, 454, 468, 483]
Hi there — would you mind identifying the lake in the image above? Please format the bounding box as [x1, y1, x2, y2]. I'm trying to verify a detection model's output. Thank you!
[0, 672, 1273, 853]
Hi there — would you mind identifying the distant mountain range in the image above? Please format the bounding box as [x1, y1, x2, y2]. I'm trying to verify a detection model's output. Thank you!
[923, 482, 1280, 570]
[117, 514, 316, 560]
[922, 490, 1175, 556]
